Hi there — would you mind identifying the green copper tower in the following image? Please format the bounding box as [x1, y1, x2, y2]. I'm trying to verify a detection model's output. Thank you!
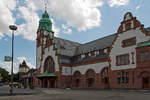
[38, 10, 53, 32]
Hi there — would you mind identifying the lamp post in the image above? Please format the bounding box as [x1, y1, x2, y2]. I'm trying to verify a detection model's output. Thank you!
[9, 25, 17, 95]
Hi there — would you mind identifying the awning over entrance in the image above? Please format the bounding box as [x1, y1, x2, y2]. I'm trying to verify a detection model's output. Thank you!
[37, 73, 57, 78]
[137, 41, 150, 48]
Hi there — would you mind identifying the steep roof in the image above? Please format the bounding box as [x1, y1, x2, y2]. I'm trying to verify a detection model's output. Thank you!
[19, 60, 29, 68]
[145, 27, 150, 33]
[54, 37, 81, 56]
[53, 33, 117, 64]
[54, 33, 116, 57]
[53, 27, 150, 64]
[76, 34, 117, 55]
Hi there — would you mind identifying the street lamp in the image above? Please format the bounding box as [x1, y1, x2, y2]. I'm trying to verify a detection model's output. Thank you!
[9, 25, 17, 95]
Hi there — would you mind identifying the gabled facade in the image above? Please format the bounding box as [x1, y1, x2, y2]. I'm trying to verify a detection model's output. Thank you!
[34, 11, 150, 89]
[19, 60, 30, 81]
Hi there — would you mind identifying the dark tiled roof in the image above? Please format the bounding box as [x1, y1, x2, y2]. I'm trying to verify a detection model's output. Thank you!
[145, 27, 150, 33]
[19, 60, 29, 68]
[54, 37, 81, 56]
[53, 26, 150, 64]
[54, 34, 116, 64]
[76, 34, 117, 55]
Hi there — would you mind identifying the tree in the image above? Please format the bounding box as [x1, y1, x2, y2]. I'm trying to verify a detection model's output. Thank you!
[0, 67, 10, 83]
[13, 72, 19, 82]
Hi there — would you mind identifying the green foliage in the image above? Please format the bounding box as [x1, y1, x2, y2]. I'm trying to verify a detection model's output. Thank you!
[13, 72, 19, 82]
[0, 67, 10, 83]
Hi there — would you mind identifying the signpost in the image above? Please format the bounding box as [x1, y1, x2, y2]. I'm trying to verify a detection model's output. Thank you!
[4, 56, 12, 62]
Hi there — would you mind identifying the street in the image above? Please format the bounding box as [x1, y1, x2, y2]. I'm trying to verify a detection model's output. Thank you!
[1, 85, 150, 100]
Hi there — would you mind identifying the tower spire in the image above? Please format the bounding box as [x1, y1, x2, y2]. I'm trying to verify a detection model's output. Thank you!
[43, 0, 48, 12]
[38, 0, 53, 32]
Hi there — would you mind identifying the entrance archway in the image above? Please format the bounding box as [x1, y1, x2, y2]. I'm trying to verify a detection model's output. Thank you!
[143, 77, 149, 88]
[139, 71, 150, 89]
[101, 67, 109, 88]
[38, 56, 57, 88]
[85, 69, 95, 87]
[73, 71, 81, 87]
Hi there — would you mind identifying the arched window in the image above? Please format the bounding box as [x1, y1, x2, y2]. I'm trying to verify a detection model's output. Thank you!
[101, 68, 108, 83]
[73, 71, 81, 87]
[86, 69, 95, 87]
[44, 56, 55, 73]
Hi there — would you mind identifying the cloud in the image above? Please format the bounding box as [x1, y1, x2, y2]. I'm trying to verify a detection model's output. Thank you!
[0, 0, 59, 41]
[17, 57, 27, 63]
[135, 5, 140, 10]
[4, 38, 8, 42]
[17, 56, 35, 69]
[17, 4, 40, 41]
[51, 18, 60, 37]
[47, 0, 103, 31]
[0, 0, 131, 41]
[107, 0, 129, 7]
[0, 32, 4, 39]
[0, 0, 16, 37]
[0, 56, 35, 73]
[62, 24, 72, 34]
[0, 61, 18, 73]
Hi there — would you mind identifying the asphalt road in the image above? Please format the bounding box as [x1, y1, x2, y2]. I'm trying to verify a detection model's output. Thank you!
[1, 86, 150, 100]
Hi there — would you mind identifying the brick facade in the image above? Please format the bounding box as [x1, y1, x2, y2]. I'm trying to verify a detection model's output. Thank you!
[33, 12, 150, 89]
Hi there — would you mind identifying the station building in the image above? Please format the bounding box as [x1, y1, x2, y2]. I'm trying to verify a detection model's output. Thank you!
[33, 11, 150, 89]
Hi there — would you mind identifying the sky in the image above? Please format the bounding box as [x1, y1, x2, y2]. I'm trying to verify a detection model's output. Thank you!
[0, 0, 150, 73]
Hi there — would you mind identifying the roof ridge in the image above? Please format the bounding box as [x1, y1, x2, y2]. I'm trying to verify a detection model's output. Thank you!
[79, 33, 117, 46]
[54, 37, 81, 45]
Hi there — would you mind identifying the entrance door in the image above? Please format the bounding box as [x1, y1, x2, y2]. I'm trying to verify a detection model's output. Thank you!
[143, 77, 149, 88]
[44, 79, 48, 88]
[87, 78, 94, 87]
[76, 79, 80, 87]
[49, 79, 55, 88]
[104, 77, 109, 89]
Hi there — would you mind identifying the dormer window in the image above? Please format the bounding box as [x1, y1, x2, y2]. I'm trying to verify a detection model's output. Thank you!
[99, 49, 104, 54]
[94, 51, 99, 56]
[122, 37, 136, 47]
[104, 49, 107, 53]
[60, 45, 65, 49]
[91, 51, 95, 57]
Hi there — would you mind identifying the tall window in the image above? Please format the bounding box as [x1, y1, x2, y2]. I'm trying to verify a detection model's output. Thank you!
[73, 71, 81, 87]
[117, 71, 129, 84]
[122, 37, 136, 47]
[86, 70, 95, 87]
[44, 57, 55, 73]
[101, 68, 108, 83]
[131, 52, 135, 64]
[116, 54, 129, 66]
[139, 51, 149, 62]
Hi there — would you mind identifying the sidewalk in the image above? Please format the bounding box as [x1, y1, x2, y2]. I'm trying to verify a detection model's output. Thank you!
[0, 85, 40, 96]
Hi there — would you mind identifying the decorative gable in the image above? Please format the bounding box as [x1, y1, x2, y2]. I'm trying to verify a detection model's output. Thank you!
[118, 12, 141, 33]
